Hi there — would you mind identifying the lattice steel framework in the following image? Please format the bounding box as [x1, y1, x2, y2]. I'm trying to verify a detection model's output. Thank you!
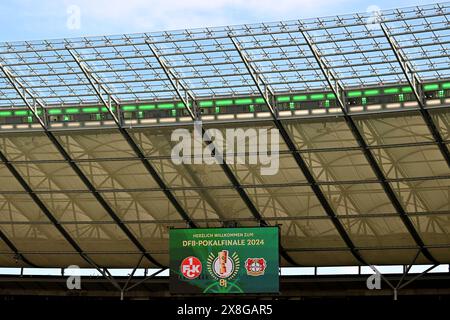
[0, 2, 449, 268]
[0, 2, 448, 106]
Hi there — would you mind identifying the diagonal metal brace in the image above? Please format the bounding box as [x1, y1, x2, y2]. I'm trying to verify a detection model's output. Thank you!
[0, 63, 47, 128]
[66, 48, 121, 126]
[380, 24, 424, 106]
[146, 42, 198, 120]
[0, 56, 166, 269]
[228, 35, 278, 117]
[229, 34, 367, 266]
[301, 28, 439, 265]
[147, 39, 301, 266]
[380, 23, 450, 168]
[67, 47, 197, 231]
[300, 32, 346, 111]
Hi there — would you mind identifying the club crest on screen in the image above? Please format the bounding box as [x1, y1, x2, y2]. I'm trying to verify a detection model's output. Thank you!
[245, 258, 267, 276]
[180, 256, 202, 279]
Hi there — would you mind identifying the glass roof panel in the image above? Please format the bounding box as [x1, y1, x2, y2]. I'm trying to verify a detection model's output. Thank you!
[373, 145, 449, 179]
[245, 186, 326, 218]
[0, 2, 449, 267]
[55, 129, 136, 159]
[283, 118, 359, 150]
[354, 112, 434, 146]
[320, 182, 397, 215]
[0, 2, 446, 107]
[390, 178, 450, 213]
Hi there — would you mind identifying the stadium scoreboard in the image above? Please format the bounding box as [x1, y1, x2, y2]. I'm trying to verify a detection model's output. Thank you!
[169, 227, 279, 294]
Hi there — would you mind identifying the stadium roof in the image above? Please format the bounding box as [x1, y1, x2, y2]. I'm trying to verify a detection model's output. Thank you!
[0, 2, 449, 106]
[0, 2, 449, 270]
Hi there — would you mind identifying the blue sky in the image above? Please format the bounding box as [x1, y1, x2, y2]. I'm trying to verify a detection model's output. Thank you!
[0, 0, 445, 42]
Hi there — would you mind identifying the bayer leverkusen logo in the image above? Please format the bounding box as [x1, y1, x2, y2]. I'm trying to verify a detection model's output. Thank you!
[245, 258, 266, 276]
[180, 256, 202, 279]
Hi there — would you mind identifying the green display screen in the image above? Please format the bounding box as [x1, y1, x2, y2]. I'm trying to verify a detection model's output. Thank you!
[169, 227, 279, 294]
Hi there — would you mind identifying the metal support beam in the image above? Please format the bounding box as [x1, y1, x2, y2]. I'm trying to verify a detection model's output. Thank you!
[0, 65, 103, 269]
[100, 268, 122, 292]
[148, 41, 300, 267]
[66, 49, 121, 126]
[0, 63, 47, 128]
[229, 35, 366, 265]
[367, 264, 395, 290]
[228, 38, 278, 117]
[369, 254, 439, 301]
[0, 63, 164, 268]
[73, 265, 122, 293]
[147, 43, 198, 120]
[380, 23, 450, 168]
[396, 249, 421, 289]
[66, 47, 196, 230]
[144, 132, 229, 222]
[0, 229, 37, 267]
[0, 148, 108, 271]
[301, 30, 439, 265]
[124, 268, 167, 292]
[398, 264, 438, 290]
[122, 254, 145, 293]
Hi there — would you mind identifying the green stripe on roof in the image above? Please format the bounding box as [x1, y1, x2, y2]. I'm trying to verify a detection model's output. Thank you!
[364, 89, 379, 96]
[310, 93, 325, 100]
[0, 111, 12, 117]
[216, 99, 233, 106]
[14, 110, 28, 116]
[235, 98, 252, 105]
[48, 109, 62, 115]
[101, 106, 115, 112]
[199, 101, 214, 107]
[82, 107, 99, 113]
[293, 95, 307, 101]
[65, 108, 80, 114]
[276, 96, 290, 102]
[122, 105, 137, 111]
[384, 88, 399, 94]
[402, 86, 413, 93]
[347, 91, 362, 98]
[423, 84, 439, 91]
[158, 103, 174, 109]
[139, 104, 156, 110]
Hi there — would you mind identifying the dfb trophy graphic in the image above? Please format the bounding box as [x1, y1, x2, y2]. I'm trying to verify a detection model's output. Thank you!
[219, 250, 228, 276]
[206, 249, 241, 293]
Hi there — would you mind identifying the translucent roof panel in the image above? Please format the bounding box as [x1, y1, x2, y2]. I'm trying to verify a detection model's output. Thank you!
[0, 2, 449, 107]
[0, 2, 449, 268]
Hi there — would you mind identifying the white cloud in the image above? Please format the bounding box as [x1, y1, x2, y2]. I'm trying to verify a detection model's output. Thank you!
[60, 0, 354, 32]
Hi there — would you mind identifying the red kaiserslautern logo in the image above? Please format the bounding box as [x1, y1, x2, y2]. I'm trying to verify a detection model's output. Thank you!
[180, 256, 202, 279]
